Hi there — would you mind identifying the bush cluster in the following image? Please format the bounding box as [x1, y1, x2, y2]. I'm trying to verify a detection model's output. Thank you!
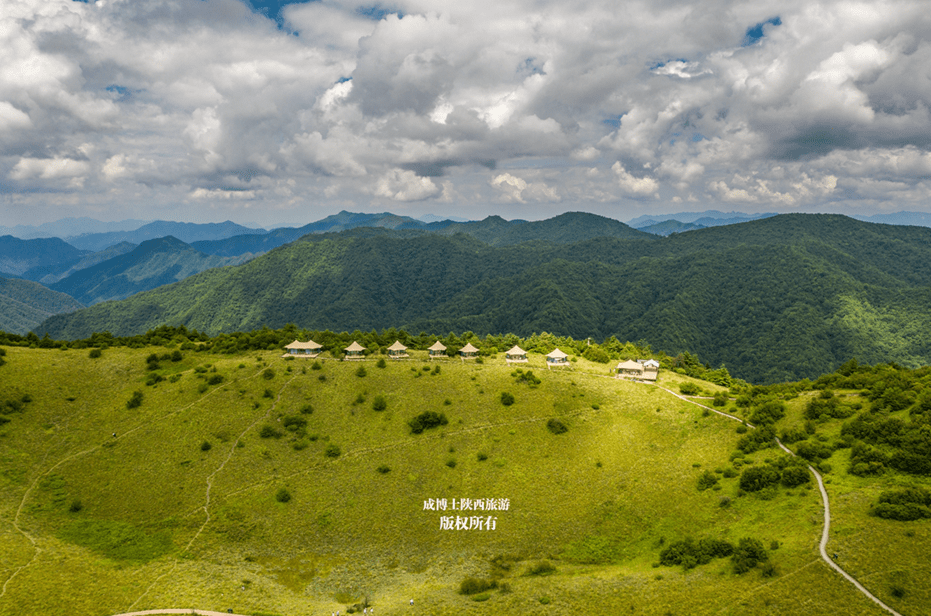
[872, 487, 931, 521]
[546, 419, 568, 434]
[459, 577, 498, 595]
[408, 411, 448, 434]
[659, 537, 734, 569]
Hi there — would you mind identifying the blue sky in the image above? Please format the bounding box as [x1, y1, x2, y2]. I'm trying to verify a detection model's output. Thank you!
[2, 0, 931, 226]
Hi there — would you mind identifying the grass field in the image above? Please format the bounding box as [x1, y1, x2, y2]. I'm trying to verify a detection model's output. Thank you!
[0, 346, 922, 616]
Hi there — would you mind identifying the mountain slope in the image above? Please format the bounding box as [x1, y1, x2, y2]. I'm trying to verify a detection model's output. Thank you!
[48, 236, 254, 305]
[35, 215, 931, 382]
[0, 277, 84, 334]
[0, 236, 87, 278]
[65, 220, 265, 252]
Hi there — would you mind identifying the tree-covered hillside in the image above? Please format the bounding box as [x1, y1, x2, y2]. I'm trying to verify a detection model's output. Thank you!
[35, 214, 931, 383]
[0, 277, 85, 334]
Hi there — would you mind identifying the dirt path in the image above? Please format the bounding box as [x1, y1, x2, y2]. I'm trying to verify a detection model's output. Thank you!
[655, 384, 904, 616]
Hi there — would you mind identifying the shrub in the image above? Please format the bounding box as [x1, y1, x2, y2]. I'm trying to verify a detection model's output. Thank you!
[200, 440, 212, 451]
[408, 411, 448, 434]
[207, 374, 224, 385]
[355, 366, 367, 377]
[259, 425, 283, 439]
[446, 459, 456, 468]
[459, 577, 498, 595]
[324, 444, 341, 458]
[528, 561, 556, 575]
[739, 465, 781, 492]
[376, 358, 387, 368]
[546, 418, 568, 434]
[697, 470, 719, 491]
[372, 395, 387, 412]
[263, 368, 275, 380]
[299, 404, 314, 414]
[311, 361, 322, 370]
[88, 349, 102, 359]
[376, 465, 390, 474]
[282, 415, 307, 432]
[781, 465, 810, 487]
[500, 392, 515, 406]
[477, 452, 488, 461]
[713, 392, 728, 407]
[679, 383, 699, 395]
[126, 391, 143, 409]
[749, 400, 786, 425]
[69, 499, 83, 513]
[731, 537, 769, 574]
[275, 487, 291, 503]
[263, 388, 273, 398]
[171, 350, 183, 362]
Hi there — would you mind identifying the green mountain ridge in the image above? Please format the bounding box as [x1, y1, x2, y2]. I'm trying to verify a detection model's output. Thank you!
[34, 214, 931, 383]
[0, 277, 85, 334]
[48, 236, 255, 306]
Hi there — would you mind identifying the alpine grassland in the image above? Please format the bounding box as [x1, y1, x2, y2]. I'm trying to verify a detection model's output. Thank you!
[0, 342, 926, 616]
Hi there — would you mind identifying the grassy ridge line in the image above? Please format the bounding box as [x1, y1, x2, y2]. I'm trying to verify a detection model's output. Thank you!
[127, 363, 294, 613]
[0, 356, 284, 607]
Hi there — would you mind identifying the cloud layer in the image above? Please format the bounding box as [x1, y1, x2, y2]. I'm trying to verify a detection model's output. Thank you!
[2, 0, 931, 224]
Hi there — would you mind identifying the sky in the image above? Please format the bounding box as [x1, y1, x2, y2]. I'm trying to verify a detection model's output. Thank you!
[2, 0, 931, 227]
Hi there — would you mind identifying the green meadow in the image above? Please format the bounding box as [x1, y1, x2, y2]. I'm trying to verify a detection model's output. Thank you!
[0, 345, 925, 616]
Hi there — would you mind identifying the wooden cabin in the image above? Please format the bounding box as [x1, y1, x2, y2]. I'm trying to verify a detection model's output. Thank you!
[428, 341, 447, 359]
[546, 348, 569, 368]
[283, 340, 322, 358]
[344, 341, 366, 360]
[387, 340, 409, 359]
[505, 345, 528, 364]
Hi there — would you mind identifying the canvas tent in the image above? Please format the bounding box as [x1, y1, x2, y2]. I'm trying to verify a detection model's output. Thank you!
[459, 342, 479, 359]
[387, 340, 409, 359]
[505, 345, 528, 364]
[344, 341, 366, 360]
[546, 348, 569, 367]
[284, 340, 322, 358]
[428, 341, 447, 359]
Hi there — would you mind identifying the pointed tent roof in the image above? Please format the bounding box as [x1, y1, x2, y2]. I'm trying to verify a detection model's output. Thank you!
[460, 342, 479, 353]
[286, 340, 322, 350]
[617, 359, 643, 371]
[506, 345, 527, 356]
[345, 341, 366, 352]
[428, 341, 447, 351]
[547, 348, 568, 359]
[643, 359, 660, 368]
[387, 340, 408, 352]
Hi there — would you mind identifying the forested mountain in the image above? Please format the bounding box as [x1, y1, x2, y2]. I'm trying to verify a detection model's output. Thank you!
[638, 220, 706, 235]
[191, 210, 427, 256]
[65, 220, 265, 251]
[36, 214, 931, 383]
[195, 210, 648, 256]
[0, 277, 84, 334]
[23, 242, 137, 285]
[430, 211, 652, 245]
[0, 236, 87, 278]
[48, 236, 253, 305]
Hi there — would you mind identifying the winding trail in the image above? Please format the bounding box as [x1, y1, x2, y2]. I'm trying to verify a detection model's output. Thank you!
[657, 384, 904, 616]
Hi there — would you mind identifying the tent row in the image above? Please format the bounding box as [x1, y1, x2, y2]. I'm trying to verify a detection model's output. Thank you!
[285, 339, 660, 378]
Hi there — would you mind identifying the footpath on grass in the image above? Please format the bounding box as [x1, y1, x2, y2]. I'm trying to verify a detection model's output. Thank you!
[655, 384, 904, 616]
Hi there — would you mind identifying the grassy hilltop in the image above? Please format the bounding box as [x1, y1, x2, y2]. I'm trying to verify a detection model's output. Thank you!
[0, 343, 928, 616]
